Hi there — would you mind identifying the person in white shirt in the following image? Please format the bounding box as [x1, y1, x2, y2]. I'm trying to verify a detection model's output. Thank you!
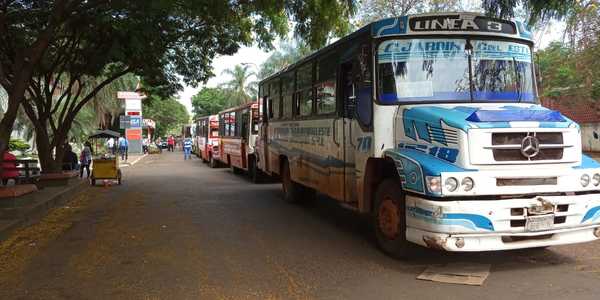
[106, 137, 115, 155]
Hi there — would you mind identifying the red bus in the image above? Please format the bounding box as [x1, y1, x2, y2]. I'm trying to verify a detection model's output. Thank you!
[195, 115, 221, 168]
[217, 102, 260, 179]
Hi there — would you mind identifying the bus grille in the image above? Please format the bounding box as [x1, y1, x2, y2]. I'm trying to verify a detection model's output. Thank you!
[490, 132, 565, 161]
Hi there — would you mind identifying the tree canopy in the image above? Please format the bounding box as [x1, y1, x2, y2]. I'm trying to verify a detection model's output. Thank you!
[0, 0, 357, 157]
[143, 96, 190, 138]
[220, 65, 257, 106]
[191, 87, 233, 119]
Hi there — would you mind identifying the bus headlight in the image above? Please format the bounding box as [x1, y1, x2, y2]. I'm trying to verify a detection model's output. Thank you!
[426, 176, 441, 194]
[581, 174, 590, 187]
[461, 177, 474, 191]
[444, 177, 459, 192]
[593, 174, 600, 186]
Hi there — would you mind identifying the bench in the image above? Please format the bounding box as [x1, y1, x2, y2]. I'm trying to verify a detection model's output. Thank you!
[16, 159, 41, 184]
[1, 159, 41, 186]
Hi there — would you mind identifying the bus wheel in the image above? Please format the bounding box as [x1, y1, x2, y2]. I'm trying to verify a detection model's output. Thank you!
[209, 156, 217, 168]
[281, 160, 307, 203]
[249, 156, 262, 183]
[231, 165, 243, 175]
[373, 179, 412, 258]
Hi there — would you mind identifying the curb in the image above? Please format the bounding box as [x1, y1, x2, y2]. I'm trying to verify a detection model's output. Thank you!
[119, 154, 147, 168]
[0, 179, 87, 241]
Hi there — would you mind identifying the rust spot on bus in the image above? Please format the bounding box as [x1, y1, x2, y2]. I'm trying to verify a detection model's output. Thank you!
[423, 236, 448, 250]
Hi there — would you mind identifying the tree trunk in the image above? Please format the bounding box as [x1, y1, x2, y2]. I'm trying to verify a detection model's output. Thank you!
[0, 94, 21, 155]
[34, 126, 61, 173]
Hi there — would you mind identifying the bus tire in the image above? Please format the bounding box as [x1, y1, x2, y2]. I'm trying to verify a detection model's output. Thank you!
[231, 165, 243, 175]
[281, 160, 308, 203]
[373, 179, 412, 258]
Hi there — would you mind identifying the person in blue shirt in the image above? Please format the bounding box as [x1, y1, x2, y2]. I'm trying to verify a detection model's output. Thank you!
[118, 136, 129, 161]
[183, 137, 193, 160]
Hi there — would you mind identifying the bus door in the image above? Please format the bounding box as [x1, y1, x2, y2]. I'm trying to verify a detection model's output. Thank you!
[261, 96, 271, 173]
[341, 62, 358, 203]
[241, 108, 250, 168]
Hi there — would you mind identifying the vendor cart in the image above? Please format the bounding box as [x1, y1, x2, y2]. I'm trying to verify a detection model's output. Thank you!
[88, 129, 122, 186]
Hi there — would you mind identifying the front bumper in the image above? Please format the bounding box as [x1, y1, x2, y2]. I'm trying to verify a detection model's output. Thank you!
[405, 193, 600, 251]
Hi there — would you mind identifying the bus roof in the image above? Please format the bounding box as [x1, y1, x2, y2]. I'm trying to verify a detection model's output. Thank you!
[259, 12, 532, 85]
[194, 114, 218, 122]
[218, 101, 258, 114]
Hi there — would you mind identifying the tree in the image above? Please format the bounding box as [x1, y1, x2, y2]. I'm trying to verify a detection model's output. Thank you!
[358, 0, 463, 25]
[220, 65, 257, 106]
[191, 87, 232, 118]
[258, 41, 313, 80]
[143, 96, 189, 138]
[0, 0, 357, 158]
[482, 0, 576, 24]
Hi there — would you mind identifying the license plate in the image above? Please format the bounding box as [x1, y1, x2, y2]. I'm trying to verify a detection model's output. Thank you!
[525, 214, 554, 232]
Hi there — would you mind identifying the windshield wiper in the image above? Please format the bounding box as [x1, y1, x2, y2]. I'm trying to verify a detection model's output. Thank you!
[513, 57, 523, 102]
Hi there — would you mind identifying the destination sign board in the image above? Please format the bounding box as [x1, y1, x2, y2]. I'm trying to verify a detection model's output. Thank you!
[408, 15, 516, 34]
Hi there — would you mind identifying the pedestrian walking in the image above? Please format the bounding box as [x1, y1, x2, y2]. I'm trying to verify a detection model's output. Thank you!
[183, 137, 192, 160]
[80, 141, 93, 178]
[118, 136, 129, 161]
[155, 138, 163, 153]
[167, 135, 175, 152]
[142, 138, 149, 154]
[106, 137, 116, 155]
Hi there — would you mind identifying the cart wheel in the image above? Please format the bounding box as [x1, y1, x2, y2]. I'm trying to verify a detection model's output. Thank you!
[90, 177, 96, 186]
[117, 170, 122, 185]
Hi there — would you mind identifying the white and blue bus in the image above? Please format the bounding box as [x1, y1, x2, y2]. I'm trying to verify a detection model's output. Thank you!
[256, 12, 600, 256]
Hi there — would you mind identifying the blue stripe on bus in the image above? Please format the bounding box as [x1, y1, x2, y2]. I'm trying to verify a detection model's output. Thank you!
[582, 206, 600, 223]
[408, 206, 494, 231]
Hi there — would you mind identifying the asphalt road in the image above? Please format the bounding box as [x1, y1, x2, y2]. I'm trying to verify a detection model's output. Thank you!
[2, 151, 600, 299]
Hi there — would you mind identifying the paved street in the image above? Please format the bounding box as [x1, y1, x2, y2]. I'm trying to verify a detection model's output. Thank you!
[1, 151, 600, 299]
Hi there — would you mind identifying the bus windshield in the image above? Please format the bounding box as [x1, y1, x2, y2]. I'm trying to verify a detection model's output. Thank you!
[377, 38, 536, 104]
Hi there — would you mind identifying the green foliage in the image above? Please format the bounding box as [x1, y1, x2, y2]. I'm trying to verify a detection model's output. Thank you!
[0, 1, 357, 159]
[482, 0, 576, 24]
[8, 139, 30, 152]
[258, 41, 313, 80]
[220, 65, 257, 105]
[143, 96, 190, 138]
[357, 0, 462, 26]
[191, 88, 233, 118]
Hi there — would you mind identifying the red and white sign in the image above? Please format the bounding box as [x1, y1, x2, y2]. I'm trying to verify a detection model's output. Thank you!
[126, 129, 142, 140]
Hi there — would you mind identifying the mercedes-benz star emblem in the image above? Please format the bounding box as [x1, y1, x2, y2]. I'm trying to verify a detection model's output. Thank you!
[521, 135, 540, 158]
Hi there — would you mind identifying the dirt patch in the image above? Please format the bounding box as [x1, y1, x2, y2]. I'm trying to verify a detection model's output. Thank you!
[0, 190, 91, 290]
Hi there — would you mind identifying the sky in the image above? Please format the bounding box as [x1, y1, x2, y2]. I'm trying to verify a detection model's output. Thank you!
[177, 46, 272, 114]
[176, 19, 566, 115]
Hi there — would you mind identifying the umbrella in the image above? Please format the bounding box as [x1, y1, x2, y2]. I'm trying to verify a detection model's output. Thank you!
[88, 129, 121, 139]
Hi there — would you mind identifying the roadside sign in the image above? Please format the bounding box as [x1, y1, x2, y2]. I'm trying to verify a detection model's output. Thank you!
[126, 129, 142, 140]
[119, 115, 131, 129]
[130, 116, 142, 128]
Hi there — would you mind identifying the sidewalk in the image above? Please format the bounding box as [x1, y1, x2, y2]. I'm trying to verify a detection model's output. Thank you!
[0, 178, 87, 241]
[118, 153, 147, 168]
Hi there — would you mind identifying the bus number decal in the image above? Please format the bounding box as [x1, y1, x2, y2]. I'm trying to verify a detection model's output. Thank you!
[398, 143, 459, 163]
[356, 136, 372, 152]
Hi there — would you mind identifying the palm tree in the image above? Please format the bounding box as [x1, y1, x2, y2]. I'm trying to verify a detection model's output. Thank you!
[221, 64, 257, 105]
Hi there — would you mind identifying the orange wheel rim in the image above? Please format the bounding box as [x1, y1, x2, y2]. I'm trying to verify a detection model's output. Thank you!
[379, 196, 400, 240]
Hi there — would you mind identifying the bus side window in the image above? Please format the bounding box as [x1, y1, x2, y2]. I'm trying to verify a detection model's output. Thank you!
[316, 53, 337, 115]
[271, 80, 280, 120]
[296, 62, 314, 117]
[282, 72, 294, 119]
